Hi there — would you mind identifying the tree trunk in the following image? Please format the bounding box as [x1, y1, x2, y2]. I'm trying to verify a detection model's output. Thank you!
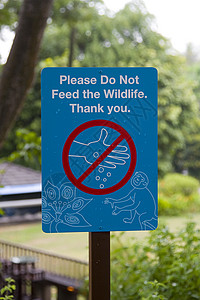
[68, 27, 76, 67]
[0, 0, 53, 149]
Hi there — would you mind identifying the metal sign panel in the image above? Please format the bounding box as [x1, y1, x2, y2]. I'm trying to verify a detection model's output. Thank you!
[41, 67, 158, 232]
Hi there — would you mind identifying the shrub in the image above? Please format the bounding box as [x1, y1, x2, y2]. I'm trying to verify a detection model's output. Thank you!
[111, 223, 200, 299]
[0, 278, 15, 300]
[159, 174, 200, 215]
[8, 129, 41, 170]
[160, 173, 199, 196]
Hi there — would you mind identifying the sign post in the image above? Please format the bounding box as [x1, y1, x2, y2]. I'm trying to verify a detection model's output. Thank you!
[41, 67, 158, 299]
[89, 232, 110, 300]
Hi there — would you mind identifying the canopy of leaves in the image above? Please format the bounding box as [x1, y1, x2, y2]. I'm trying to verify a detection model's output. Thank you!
[0, 0, 22, 29]
[173, 60, 200, 178]
[0, 0, 199, 177]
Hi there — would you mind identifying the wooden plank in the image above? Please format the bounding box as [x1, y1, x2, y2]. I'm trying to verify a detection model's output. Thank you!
[0, 198, 41, 208]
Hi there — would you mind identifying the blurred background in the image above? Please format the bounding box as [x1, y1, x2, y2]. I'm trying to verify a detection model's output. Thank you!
[0, 0, 200, 299]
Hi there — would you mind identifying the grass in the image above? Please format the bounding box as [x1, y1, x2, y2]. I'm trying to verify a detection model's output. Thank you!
[0, 222, 88, 261]
[0, 213, 200, 261]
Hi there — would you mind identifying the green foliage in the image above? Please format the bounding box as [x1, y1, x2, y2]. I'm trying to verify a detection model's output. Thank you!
[173, 62, 200, 179]
[0, 278, 15, 300]
[158, 194, 200, 216]
[183, 120, 200, 179]
[0, 207, 4, 216]
[187, 61, 200, 102]
[0, 0, 22, 29]
[185, 43, 200, 65]
[0, 0, 199, 177]
[0, 69, 42, 159]
[158, 55, 198, 176]
[159, 173, 200, 215]
[160, 173, 199, 196]
[8, 129, 41, 170]
[0, 170, 5, 215]
[111, 223, 200, 299]
[38, 0, 198, 177]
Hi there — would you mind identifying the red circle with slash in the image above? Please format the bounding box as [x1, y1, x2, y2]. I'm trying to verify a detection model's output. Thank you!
[62, 120, 137, 195]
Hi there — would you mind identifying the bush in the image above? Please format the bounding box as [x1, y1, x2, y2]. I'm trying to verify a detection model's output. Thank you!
[111, 223, 200, 299]
[159, 174, 200, 215]
[160, 173, 199, 196]
[7, 129, 41, 170]
[0, 278, 15, 300]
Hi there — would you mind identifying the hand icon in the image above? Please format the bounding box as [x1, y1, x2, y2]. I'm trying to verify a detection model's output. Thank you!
[69, 128, 130, 169]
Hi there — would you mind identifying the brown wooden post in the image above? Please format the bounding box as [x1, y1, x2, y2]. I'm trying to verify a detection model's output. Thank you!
[89, 232, 110, 300]
[32, 281, 51, 300]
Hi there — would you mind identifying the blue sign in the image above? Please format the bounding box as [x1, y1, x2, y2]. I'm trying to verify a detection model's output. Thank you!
[41, 67, 158, 233]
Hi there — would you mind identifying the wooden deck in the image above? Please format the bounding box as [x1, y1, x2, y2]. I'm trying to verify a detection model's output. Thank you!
[0, 239, 88, 283]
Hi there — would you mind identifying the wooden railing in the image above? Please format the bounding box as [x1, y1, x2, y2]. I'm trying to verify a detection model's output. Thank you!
[0, 239, 88, 280]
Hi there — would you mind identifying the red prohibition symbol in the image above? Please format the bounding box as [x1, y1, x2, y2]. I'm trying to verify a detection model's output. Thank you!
[62, 120, 137, 195]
